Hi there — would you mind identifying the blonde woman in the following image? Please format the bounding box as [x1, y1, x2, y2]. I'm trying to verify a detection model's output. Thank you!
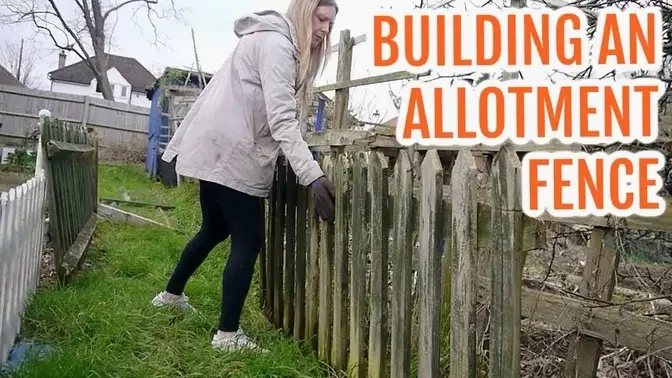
[151, 0, 338, 352]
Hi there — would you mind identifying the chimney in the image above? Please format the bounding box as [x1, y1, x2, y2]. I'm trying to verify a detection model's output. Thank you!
[58, 51, 66, 69]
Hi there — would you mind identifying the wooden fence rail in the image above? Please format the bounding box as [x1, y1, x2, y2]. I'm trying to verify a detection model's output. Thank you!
[260, 145, 672, 378]
[41, 115, 98, 281]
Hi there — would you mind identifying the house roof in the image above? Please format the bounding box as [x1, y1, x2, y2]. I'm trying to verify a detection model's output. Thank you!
[48, 54, 156, 93]
[0, 64, 23, 87]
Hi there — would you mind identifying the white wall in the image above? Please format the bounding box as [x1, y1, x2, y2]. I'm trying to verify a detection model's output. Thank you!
[50, 67, 152, 108]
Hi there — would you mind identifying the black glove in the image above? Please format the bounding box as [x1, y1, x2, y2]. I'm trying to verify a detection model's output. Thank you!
[310, 175, 335, 223]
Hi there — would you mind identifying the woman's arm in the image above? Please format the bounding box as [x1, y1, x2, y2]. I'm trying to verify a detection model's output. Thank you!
[256, 32, 324, 186]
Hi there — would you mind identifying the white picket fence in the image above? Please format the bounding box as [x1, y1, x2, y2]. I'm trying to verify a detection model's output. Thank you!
[0, 111, 49, 365]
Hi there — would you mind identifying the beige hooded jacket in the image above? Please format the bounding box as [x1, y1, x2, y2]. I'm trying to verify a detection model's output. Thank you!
[161, 10, 324, 198]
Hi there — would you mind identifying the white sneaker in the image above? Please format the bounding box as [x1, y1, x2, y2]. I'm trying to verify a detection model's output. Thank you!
[151, 291, 196, 312]
[211, 329, 268, 353]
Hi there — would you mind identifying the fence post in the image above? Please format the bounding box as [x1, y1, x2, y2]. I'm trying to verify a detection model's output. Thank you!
[334, 29, 353, 130]
[35, 109, 51, 176]
[81, 96, 90, 128]
[564, 226, 619, 377]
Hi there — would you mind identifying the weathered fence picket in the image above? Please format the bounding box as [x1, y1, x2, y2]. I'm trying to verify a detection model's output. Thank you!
[348, 152, 368, 378]
[390, 150, 414, 378]
[272, 164, 286, 328]
[332, 152, 350, 372]
[367, 151, 389, 378]
[305, 186, 320, 349]
[490, 145, 524, 378]
[417, 150, 443, 378]
[284, 167, 297, 335]
[294, 185, 308, 340]
[449, 149, 479, 378]
[318, 155, 334, 363]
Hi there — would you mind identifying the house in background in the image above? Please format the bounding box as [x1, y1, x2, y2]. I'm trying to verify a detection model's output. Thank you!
[0, 63, 24, 87]
[48, 52, 156, 108]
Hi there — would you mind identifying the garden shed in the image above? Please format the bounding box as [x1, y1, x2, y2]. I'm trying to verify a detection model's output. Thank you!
[144, 67, 213, 186]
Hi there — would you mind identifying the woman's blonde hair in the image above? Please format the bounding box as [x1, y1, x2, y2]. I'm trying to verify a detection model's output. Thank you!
[286, 0, 338, 98]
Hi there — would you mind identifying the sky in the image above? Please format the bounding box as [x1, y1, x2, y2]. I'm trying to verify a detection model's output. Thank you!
[0, 0, 425, 123]
[0, 0, 653, 124]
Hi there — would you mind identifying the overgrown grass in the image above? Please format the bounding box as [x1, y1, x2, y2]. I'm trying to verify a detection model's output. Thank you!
[5, 163, 329, 377]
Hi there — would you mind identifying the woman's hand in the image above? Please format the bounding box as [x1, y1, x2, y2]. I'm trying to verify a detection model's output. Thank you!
[310, 176, 335, 223]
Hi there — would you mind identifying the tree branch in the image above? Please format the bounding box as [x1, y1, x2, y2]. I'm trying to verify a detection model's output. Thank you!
[102, 0, 157, 22]
[45, 0, 98, 74]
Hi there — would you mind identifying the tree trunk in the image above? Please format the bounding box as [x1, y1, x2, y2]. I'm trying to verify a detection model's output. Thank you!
[93, 53, 114, 101]
[90, 0, 114, 101]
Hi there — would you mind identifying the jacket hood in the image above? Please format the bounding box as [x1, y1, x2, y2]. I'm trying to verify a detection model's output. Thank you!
[233, 10, 298, 52]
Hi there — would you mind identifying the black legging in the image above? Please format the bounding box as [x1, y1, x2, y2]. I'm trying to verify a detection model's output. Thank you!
[165, 179, 263, 332]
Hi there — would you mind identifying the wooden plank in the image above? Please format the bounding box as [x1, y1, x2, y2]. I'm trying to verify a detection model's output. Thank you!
[417, 150, 443, 378]
[565, 227, 620, 377]
[60, 214, 97, 278]
[390, 150, 414, 378]
[312, 70, 432, 93]
[273, 162, 287, 328]
[513, 282, 672, 361]
[98, 197, 175, 209]
[266, 181, 276, 318]
[318, 155, 334, 362]
[348, 152, 368, 378]
[367, 151, 390, 378]
[449, 149, 479, 378]
[332, 152, 350, 371]
[490, 145, 523, 378]
[284, 167, 297, 334]
[294, 185, 308, 340]
[439, 198, 452, 358]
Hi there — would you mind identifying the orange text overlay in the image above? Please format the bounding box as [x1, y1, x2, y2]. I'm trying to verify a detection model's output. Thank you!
[395, 79, 664, 146]
[522, 151, 666, 218]
[372, 7, 663, 73]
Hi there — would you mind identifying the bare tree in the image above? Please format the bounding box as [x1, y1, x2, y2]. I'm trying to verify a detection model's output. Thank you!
[0, 39, 40, 87]
[0, 0, 181, 100]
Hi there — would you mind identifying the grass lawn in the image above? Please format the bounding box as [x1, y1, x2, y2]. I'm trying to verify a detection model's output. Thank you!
[4, 163, 329, 378]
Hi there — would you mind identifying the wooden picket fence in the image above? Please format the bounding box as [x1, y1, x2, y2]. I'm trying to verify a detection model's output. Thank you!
[260, 145, 672, 378]
[0, 111, 100, 366]
[0, 174, 48, 365]
[40, 116, 98, 281]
